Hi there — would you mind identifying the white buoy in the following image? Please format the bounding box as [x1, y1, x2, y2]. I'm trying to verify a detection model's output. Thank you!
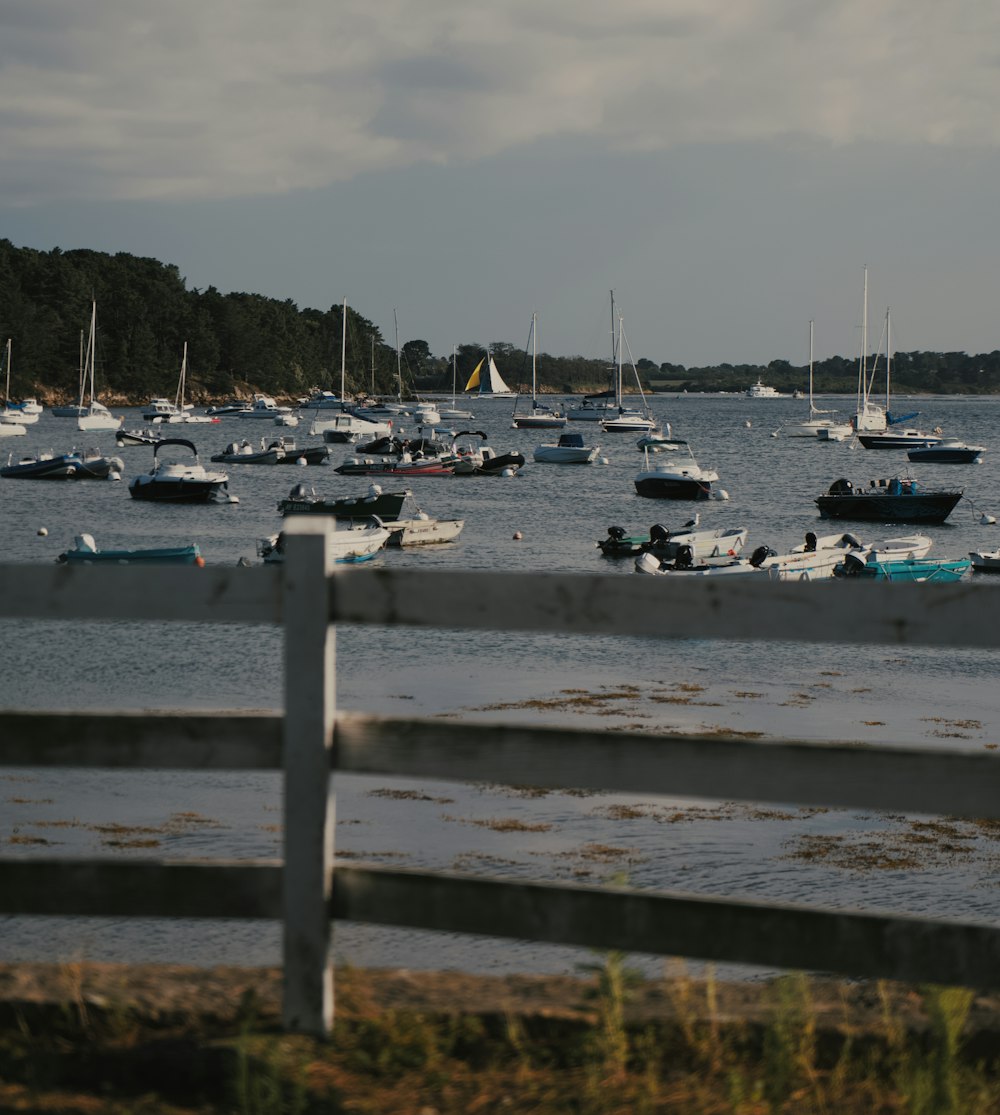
[297, 457, 307, 466]
[501, 467, 515, 477]
[37, 527, 47, 536]
[600, 457, 609, 465]
[745, 420, 752, 428]
[982, 513, 997, 525]
[513, 531, 523, 540]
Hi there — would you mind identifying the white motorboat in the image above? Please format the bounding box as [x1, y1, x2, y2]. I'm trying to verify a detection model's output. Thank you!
[634, 442, 725, 501]
[635, 530, 866, 579]
[566, 394, 618, 422]
[141, 398, 185, 422]
[533, 432, 601, 464]
[129, 438, 236, 503]
[245, 394, 293, 419]
[970, 549, 1000, 573]
[746, 378, 780, 398]
[384, 513, 465, 547]
[257, 518, 390, 564]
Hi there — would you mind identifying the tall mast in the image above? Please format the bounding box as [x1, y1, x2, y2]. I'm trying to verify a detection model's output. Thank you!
[860, 266, 868, 410]
[393, 309, 402, 402]
[371, 333, 376, 395]
[452, 345, 457, 404]
[531, 312, 538, 404]
[808, 319, 815, 413]
[617, 309, 624, 411]
[885, 308, 892, 413]
[340, 297, 347, 406]
[4, 338, 11, 403]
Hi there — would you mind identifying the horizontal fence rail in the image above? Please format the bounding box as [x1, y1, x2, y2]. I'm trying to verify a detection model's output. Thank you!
[6, 708, 1000, 821]
[2, 518, 1000, 1034]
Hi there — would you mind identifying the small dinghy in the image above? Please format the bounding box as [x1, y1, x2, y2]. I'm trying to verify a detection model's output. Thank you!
[56, 534, 205, 565]
[256, 518, 390, 564]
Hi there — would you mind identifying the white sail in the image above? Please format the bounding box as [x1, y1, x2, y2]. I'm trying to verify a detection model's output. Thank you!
[485, 356, 513, 395]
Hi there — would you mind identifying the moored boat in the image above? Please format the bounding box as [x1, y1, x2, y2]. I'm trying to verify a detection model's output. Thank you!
[533, 432, 600, 464]
[278, 482, 410, 521]
[129, 438, 236, 503]
[815, 477, 963, 524]
[1, 449, 124, 480]
[257, 518, 389, 564]
[634, 442, 725, 501]
[906, 438, 985, 464]
[56, 533, 205, 565]
[969, 549, 1000, 573]
[835, 552, 971, 582]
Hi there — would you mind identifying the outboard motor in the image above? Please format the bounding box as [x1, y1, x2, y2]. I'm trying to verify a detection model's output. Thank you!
[803, 531, 817, 552]
[634, 552, 664, 575]
[290, 482, 309, 500]
[674, 544, 694, 569]
[829, 478, 853, 495]
[838, 551, 869, 577]
[749, 545, 775, 568]
[841, 533, 862, 549]
[607, 525, 626, 541]
[648, 523, 669, 544]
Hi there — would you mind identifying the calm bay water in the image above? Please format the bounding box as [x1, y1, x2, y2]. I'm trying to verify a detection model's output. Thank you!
[2, 392, 1000, 977]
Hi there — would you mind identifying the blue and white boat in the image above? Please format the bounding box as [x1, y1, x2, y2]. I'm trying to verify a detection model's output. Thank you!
[835, 552, 971, 582]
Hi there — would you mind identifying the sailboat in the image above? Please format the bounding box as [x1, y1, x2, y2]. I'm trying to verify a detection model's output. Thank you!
[172, 342, 216, 424]
[601, 294, 657, 433]
[850, 267, 886, 435]
[438, 347, 475, 421]
[311, 299, 390, 441]
[782, 321, 850, 438]
[77, 301, 123, 431]
[52, 331, 90, 418]
[511, 313, 566, 429]
[464, 348, 516, 398]
[0, 339, 29, 435]
[856, 310, 943, 450]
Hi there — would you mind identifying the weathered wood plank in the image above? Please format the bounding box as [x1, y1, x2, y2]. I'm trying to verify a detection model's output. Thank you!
[330, 568, 1000, 647]
[335, 713, 1000, 819]
[0, 859, 283, 918]
[0, 711, 283, 769]
[281, 521, 336, 1034]
[0, 565, 282, 625]
[333, 864, 1000, 990]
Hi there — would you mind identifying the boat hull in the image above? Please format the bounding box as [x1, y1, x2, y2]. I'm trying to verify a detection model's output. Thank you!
[815, 491, 962, 523]
[129, 477, 230, 503]
[635, 475, 715, 500]
[386, 518, 465, 546]
[58, 545, 204, 565]
[279, 490, 409, 520]
[533, 446, 600, 464]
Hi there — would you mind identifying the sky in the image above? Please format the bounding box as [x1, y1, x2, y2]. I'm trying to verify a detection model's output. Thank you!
[3, 0, 1000, 368]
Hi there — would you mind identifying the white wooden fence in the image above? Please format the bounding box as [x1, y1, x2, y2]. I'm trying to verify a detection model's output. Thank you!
[2, 515, 1000, 1034]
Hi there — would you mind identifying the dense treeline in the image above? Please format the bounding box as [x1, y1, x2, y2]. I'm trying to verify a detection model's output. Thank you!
[1, 239, 999, 402]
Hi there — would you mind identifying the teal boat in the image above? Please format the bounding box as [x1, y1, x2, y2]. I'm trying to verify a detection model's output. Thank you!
[56, 534, 204, 565]
[835, 552, 970, 582]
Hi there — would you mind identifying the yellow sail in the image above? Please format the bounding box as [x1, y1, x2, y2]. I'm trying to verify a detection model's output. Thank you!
[464, 358, 484, 392]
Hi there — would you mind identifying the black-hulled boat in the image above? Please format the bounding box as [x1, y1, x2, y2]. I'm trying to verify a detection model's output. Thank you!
[129, 439, 234, 503]
[278, 482, 410, 521]
[815, 477, 963, 523]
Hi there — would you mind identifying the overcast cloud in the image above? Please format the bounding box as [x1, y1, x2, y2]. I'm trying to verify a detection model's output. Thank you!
[3, 1, 999, 203]
[2, 1, 1000, 364]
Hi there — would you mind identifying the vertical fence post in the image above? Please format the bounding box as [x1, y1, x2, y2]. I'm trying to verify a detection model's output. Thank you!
[281, 518, 336, 1033]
